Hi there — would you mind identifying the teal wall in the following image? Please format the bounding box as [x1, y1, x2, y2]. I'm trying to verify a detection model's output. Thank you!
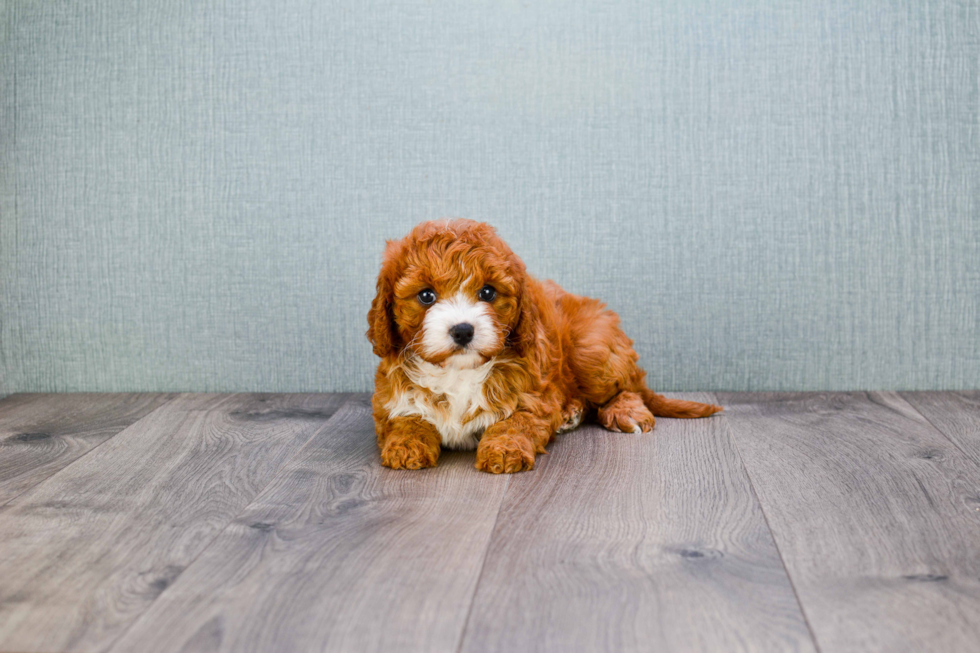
[2, 0, 978, 393]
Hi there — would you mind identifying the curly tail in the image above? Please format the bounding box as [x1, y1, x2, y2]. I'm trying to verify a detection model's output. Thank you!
[640, 389, 723, 418]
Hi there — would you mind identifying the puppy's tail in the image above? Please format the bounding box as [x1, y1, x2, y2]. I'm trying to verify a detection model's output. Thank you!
[640, 389, 723, 418]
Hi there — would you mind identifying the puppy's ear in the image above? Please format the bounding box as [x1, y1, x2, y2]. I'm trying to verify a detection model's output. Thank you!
[510, 267, 543, 359]
[366, 240, 403, 358]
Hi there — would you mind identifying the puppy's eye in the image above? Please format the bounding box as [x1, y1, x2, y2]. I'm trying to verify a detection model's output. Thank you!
[478, 285, 496, 302]
[417, 289, 437, 306]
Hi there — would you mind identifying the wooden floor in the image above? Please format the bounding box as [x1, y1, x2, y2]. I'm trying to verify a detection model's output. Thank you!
[0, 392, 978, 652]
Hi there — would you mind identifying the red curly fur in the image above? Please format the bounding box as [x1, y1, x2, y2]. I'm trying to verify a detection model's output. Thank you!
[367, 219, 722, 474]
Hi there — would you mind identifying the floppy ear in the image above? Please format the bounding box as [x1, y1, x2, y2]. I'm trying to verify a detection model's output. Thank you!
[366, 241, 402, 358]
[510, 268, 543, 359]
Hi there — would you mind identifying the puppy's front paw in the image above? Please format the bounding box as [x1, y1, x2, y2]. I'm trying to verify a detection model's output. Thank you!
[475, 437, 535, 474]
[381, 438, 439, 470]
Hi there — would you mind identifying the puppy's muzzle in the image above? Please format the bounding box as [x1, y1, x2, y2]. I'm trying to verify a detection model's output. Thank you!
[449, 322, 475, 347]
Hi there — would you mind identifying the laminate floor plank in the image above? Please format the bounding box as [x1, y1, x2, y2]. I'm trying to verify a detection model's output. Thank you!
[900, 391, 980, 468]
[108, 394, 511, 653]
[0, 392, 349, 653]
[718, 391, 980, 653]
[458, 394, 816, 653]
[0, 393, 176, 506]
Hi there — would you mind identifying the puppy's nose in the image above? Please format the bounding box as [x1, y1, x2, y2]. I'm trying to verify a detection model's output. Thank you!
[449, 323, 475, 347]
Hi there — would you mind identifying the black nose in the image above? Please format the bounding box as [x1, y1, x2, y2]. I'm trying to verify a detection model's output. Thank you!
[449, 323, 474, 346]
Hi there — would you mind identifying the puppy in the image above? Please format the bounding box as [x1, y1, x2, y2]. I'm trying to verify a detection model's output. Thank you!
[367, 219, 722, 473]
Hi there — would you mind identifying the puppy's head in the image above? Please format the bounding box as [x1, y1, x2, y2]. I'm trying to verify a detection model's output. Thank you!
[367, 219, 536, 367]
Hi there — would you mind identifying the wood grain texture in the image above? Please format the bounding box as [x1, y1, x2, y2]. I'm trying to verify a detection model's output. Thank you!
[0, 392, 349, 653]
[718, 392, 980, 653]
[0, 393, 176, 506]
[108, 394, 511, 653]
[901, 391, 980, 468]
[458, 393, 816, 653]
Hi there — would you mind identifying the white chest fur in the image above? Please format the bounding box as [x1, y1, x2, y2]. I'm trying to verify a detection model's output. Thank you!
[386, 355, 502, 450]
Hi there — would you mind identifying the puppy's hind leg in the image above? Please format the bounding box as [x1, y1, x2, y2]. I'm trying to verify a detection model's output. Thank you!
[560, 289, 722, 426]
[597, 391, 655, 434]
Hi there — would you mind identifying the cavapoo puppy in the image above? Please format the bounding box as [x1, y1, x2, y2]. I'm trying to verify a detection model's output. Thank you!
[367, 219, 722, 474]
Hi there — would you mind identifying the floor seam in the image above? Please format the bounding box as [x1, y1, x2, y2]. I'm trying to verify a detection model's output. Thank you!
[454, 474, 513, 653]
[713, 392, 824, 653]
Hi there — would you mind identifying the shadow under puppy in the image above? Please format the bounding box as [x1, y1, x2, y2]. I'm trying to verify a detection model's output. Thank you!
[367, 219, 722, 473]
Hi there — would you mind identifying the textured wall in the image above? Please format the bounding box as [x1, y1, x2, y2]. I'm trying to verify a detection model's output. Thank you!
[1, 0, 978, 393]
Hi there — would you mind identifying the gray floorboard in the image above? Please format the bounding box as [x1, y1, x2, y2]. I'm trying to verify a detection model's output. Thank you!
[0, 393, 176, 506]
[0, 393, 348, 653]
[718, 391, 980, 653]
[901, 391, 980, 468]
[4, 391, 980, 652]
[457, 393, 816, 653]
[108, 395, 511, 653]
